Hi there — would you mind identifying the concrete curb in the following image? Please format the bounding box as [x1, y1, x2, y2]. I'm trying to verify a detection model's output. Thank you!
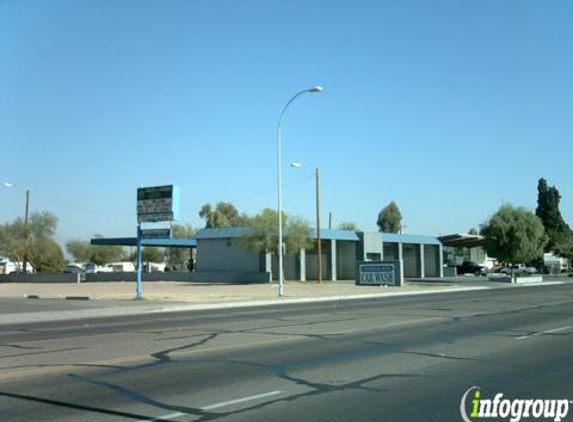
[0, 280, 564, 326]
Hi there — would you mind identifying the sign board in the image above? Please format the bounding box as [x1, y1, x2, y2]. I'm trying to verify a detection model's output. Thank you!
[356, 260, 403, 286]
[137, 185, 180, 223]
[141, 228, 172, 239]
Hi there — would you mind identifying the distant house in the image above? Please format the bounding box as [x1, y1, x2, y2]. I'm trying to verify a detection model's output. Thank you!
[0, 257, 35, 274]
[543, 252, 569, 273]
[439, 233, 496, 273]
[106, 262, 136, 272]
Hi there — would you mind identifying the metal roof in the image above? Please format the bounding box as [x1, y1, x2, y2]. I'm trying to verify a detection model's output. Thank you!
[438, 234, 485, 248]
[194, 227, 251, 239]
[195, 227, 360, 241]
[91, 237, 196, 247]
[310, 229, 361, 241]
[379, 232, 442, 246]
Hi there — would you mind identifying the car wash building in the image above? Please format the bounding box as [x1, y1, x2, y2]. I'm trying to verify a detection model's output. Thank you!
[192, 227, 443, 283]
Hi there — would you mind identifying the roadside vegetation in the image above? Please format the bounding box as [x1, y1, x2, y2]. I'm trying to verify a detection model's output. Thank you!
[0, 211, 64, 273]
[481, 205, 548, 275]
[1, 178, 570, 274]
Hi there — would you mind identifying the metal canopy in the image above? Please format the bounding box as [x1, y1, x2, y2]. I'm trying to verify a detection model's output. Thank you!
[438, 234, 485, 248]
[91, 237, 196, 248]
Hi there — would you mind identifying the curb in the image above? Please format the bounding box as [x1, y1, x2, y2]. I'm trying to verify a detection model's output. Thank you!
[24, 295, 90, 301]
[1, 280, 565, 326]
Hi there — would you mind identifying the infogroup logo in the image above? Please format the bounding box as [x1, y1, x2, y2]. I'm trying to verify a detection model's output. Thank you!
[460, 387, 571, 422]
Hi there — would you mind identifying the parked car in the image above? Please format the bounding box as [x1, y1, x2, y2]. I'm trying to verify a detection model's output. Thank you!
[62, 264, 86, 274]
[84, 263, 100, 273]
[498, 265, 538, 275]
[456, 261, 487, 276]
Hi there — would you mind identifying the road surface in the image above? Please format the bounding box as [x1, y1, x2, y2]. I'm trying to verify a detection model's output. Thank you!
[1, 283, 572, 421]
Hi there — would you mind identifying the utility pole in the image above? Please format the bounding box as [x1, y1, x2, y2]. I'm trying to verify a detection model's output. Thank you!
[23, 189, 30, 273]
[315, 168, 322, 284]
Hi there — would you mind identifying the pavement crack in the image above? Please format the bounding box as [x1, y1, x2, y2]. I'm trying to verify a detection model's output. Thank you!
[67, 373, 215, 417]
[0, 343, 42, 350]
[0, 390, 169, 420]
[0, 362, 125, 372]
[151, 333, 219, 362]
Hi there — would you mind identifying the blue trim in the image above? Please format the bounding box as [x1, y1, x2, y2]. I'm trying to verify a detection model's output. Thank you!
[380, 232, 441, 245]
[195, 227, 360, 241]
[91, 237, 196, 247]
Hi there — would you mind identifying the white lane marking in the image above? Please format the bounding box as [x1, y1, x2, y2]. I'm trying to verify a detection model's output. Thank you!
[138, 390, 282, 421]
[516, 326, 572, 340]
[200, 390, 283, 410]
[137, 411, 185, 422]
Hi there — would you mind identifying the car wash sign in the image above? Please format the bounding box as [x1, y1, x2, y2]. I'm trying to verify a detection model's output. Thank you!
[356, 261, 403, 286]
[137, 185, 180, 223]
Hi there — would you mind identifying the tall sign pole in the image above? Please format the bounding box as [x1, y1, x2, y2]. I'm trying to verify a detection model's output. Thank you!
[136, 185, 180, 300]
[136, 223, 142, 300]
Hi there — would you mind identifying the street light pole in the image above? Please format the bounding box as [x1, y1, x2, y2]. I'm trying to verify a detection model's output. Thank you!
[277, 86, 323, 297]
[291, 162, 322, 284]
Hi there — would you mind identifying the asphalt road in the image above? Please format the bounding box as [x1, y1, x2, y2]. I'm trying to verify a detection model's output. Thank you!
[1, 283, 573, 421]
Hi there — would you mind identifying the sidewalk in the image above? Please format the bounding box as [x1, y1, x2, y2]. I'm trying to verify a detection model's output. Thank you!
[0, 279, 564, 325]
[0, 280, 462, 302]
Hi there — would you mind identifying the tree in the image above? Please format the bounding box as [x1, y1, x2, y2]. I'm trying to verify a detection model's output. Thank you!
[66, 235, 126, 265]
[0, 211, 63, 273]
[128, 247, 165, 266]
[377, 201, 402, 233]
[481, 205, 548, 274]
[468, 228, 478, 235]
[239, 208, 312, 256]
[535, 178, 573, 256]
[141, 247, 165, 264]
[0, 221, 26, 267]
[165, 223, 196, 271]
[338, 222, 360, 231]
[66, 239, 91, 262]
[29, 237, 64, 273]
[199, 202, 249, 228]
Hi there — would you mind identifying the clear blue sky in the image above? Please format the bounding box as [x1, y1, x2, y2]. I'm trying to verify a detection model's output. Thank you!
[1, 0, 572, 246]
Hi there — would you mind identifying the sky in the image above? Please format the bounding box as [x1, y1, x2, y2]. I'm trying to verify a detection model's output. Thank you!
[1, 0, 572, 247]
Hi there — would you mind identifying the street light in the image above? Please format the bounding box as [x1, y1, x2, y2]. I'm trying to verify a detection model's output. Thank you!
[3, 181, 31, 272]
[290, 162, 322, 283]
[277, 86, 323, 297]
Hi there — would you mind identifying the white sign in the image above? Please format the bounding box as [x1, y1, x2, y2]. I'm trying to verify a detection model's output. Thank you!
[356, 261, 403, 286]
[137, 185, 180, 223]
[141, 228, 172, 239]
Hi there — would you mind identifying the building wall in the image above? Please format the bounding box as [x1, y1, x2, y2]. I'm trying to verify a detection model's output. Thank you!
[305, 246, 328, 280]
[360, 232, 383, 260]
[383, 243, 399, 261]
[445, 246, 490, 268]
[403, 243, 421, 278]
[470, 247, 489, 268]
[337, 241, 357, 280]
[196, 238, 260, 273]
[424, 244, 440, 277]
[270, 253, 298, 280]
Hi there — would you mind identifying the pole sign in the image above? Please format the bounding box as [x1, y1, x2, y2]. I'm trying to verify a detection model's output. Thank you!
[141, 228, 172, 239]
[356, 260, 403, 286]
[137, 185, 180, 223]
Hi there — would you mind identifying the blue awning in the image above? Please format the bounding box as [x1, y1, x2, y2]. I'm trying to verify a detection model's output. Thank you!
[91, 237, 196, 247]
